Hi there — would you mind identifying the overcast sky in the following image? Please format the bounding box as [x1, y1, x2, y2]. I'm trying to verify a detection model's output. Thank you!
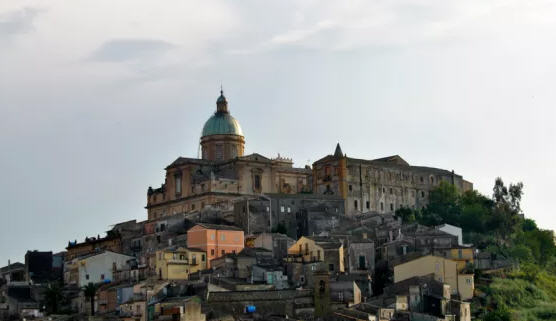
[1, 0, 555, 265]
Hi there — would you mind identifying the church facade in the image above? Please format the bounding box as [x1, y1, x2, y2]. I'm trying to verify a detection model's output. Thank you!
[146, 91, 472, 220]
[146, 91, 312, 220]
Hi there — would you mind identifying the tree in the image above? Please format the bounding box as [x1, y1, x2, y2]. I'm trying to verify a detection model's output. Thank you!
[459, 190, 493, 234]
[516, 229, 556, 265]
[508, 244, 533, 264]
[493, 177, 523, 215]
[395, 207, 416, 224]
[82, 283, 99, 316]
[43, 282, 64, 314]
[522, 218, 537, 232]
[424, 181, 461, 225]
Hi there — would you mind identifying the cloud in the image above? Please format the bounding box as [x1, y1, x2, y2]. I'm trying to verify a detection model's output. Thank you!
[0, 7, 42, 37]
[90, 39, 175, 62]
[229, 0, 555, 54]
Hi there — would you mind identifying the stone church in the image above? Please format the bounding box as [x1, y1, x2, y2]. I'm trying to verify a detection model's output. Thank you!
[146, 91, 312, 220]
[146, 90, 472, 220]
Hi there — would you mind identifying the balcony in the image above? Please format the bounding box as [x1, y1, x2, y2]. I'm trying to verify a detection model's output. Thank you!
[166, 259, 189, 265]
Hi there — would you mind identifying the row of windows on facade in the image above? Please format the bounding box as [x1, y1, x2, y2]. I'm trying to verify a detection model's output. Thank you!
[158, 252, 206, 263]
[207, 233, 241, 242]
[150, 179, 235, 205]
[85, 273, 105, 281]
[321, 166, 439, 185]
[203, 144, 239, 161]
[348, 184, 427, 198]
[209, 249, 236, 256]
[353, 199, 422, 212]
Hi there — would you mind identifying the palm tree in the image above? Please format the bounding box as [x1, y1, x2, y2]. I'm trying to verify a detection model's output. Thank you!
[82, 282, 98, 316]
[43, 282, 64, 314]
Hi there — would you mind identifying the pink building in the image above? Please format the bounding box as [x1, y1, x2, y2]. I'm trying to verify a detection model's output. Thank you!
[186, 223, 244, 268]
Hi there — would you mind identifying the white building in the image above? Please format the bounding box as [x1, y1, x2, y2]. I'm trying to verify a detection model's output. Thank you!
[437, 224, 463, 246]
[77, 251, 134, 286]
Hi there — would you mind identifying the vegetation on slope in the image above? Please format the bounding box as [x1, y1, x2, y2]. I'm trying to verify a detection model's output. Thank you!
[396, 178, 556, 321]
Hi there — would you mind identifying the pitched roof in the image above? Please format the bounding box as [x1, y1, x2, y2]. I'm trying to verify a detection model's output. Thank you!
[0, 262, 24, 273]
[193, 223, 243, 231]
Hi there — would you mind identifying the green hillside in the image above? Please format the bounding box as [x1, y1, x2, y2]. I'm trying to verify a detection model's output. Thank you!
[396, 178, 556, 321]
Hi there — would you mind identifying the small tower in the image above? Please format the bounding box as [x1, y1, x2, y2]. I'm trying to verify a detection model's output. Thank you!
[313, 271, 331, 318]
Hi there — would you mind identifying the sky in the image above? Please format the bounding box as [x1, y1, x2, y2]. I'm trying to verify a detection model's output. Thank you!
[1, 0, 555, 265]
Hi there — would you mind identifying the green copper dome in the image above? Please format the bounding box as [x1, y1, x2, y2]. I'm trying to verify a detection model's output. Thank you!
[201, 90, 244, 137]
[202, 113, 244, 137]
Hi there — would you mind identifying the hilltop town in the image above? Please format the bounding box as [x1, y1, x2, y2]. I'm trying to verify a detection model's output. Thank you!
[1, 91, 554, 321]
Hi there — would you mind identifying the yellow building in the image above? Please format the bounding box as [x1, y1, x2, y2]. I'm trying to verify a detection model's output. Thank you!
[394, 255, 474, 301]
[155, 247, 207, 280]
[434, 247, 474, 272]
[287, 236, 345, 273]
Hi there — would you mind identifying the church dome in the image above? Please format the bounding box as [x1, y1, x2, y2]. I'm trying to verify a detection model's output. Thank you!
[202, 113, 244, 137]
[201, 90, 244, 137]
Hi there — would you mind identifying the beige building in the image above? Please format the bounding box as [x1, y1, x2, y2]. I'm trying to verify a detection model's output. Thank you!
[287, 236, 345, 273]
[147, 91, 473, 220]
[393, 255, 474, 301]
[313, 144, 473, 216]
[155, 247, 207, 280]
[147, 91, 311, 220]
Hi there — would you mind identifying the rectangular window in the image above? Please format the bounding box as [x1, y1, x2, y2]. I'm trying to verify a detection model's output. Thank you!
[390, 203, 394, 211]
[101, 274, 105, 280]
[329, 264, 334, 271]
[254, 175, 261, 190]
[211, 249, 215, 256]
[354, 200, 358, 209]
[280, 206, 285, 213]
[221, 250, 225, 256]
[86, 274, 89, 280]
[215, 144, 223, 160]
[349, 185, 353, 191]
[221, 234, 225, 241]
[380, 202, 384, 211]
[231, 145, 237, 158]
[366, 201, 370, 209]
[202, 254, 206, 261]
[175, 175, 182, 194]
[359, 256, 366, 269]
